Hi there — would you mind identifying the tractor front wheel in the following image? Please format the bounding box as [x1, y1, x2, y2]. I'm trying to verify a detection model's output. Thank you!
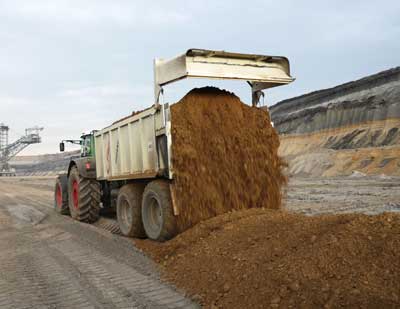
[68, 166, 100, 223]
[54, 174, 69, 215]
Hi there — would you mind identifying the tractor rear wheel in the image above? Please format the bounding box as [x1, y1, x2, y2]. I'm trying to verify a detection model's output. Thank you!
[68, 166, 100, 223]
[54, 174, 69, 215]
[141, 180, 177, 242]
[117, 184, 146, 238]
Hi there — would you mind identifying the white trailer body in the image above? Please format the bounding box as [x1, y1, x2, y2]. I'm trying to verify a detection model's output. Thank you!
[94, 48, 293, 183]
[94, 104, 173, 181]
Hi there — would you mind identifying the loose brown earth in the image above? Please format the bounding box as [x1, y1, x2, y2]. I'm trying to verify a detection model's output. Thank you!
[136, 208, 400, 308]
[2, 177, 399, 308]
[170, 87, 286, 232]
[135, 87, 400, 308]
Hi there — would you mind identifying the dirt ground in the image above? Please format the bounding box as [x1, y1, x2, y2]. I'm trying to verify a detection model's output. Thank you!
[284, 176, 400, 215]
[1, 176, 399, 308]
[0, 177, 196, 309]
[137, 209, 400, 308]
[136, 175, 400, 308]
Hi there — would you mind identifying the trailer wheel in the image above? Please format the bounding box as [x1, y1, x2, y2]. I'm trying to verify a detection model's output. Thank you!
[117, 184, 146, 238]
[68, 166, 100, 223]
[54, 174, 69, 215]
[142, 180, 177, 242]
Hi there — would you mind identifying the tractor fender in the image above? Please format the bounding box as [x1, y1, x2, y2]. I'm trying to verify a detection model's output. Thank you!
[67, 157, 97, 179]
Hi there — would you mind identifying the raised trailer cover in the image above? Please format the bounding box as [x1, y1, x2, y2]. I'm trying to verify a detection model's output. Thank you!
[154, 48, 294, 105]
[94, 104, 172, 181]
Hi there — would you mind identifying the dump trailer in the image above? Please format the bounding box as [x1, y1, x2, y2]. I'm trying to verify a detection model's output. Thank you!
[55, 49, 294, 241]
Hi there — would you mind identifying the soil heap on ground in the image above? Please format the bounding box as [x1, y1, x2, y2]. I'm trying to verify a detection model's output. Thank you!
[170, 87, 286, 232]
[136, 208, 400, 308]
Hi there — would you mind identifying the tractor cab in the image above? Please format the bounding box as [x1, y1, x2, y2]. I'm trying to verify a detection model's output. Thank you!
[80, 133, 94, 157]
[59, 131, 97, 158]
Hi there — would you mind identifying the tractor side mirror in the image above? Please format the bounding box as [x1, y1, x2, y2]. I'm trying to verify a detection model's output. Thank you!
[59, 142, 65, 152]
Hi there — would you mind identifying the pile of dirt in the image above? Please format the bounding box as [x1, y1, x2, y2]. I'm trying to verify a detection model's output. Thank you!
[136, 208, 400, 308]
[170, 87, 286, 232]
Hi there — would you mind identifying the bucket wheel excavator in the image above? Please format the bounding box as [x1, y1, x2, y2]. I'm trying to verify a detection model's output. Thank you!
[0, 124, 43, 176]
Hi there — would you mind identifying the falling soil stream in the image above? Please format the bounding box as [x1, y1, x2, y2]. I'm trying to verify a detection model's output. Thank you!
[170, 87, 286, 232]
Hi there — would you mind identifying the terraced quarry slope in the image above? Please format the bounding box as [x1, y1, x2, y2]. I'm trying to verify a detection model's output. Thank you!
[10, 150, 80, 176]
[270, 67, 400, 177]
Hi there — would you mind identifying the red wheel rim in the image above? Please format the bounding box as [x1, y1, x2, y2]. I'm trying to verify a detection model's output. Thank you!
[56, 184, 62, 208]
[72, 180, 79, 209]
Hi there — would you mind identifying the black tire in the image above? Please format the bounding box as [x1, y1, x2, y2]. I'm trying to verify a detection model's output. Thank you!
[68, 166, 100, 223]
[142, 180, 177, 241]
[54, 174, 69, 215]
[117, 184, 146, 238]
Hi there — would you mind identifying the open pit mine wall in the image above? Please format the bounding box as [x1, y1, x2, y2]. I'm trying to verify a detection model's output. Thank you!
[11, 151, 80, 176]
[271, 67, 400, 139]
[269, 67, 400, 177]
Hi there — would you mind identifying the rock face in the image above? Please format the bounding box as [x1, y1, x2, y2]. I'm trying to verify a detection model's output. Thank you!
[269, 67, 400, 177]
[10, 151, 80, 176]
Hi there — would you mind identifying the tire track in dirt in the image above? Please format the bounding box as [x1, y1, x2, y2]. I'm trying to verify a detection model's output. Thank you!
[0, 179, 198, 308]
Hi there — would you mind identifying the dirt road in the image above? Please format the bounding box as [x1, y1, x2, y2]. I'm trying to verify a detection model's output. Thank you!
[285, 176, 400, 215]
[1, 176, 399, 308]
[0, 177, 196, 308]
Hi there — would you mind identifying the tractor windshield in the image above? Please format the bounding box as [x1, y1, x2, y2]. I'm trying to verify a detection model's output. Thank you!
[81, 135, 93, 157]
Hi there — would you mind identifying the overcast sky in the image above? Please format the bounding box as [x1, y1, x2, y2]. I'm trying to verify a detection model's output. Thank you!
[1, 0, 399, 155]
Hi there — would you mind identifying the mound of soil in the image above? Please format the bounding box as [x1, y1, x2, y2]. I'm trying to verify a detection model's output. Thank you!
[136, 209, 400, 308]
[170, 87, 286, 232]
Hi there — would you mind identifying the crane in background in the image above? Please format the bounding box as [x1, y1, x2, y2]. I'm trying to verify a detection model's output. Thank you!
[0, 123, 43, 176]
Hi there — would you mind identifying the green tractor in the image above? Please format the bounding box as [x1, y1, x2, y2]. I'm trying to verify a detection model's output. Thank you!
[54, 132, 102, 223]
